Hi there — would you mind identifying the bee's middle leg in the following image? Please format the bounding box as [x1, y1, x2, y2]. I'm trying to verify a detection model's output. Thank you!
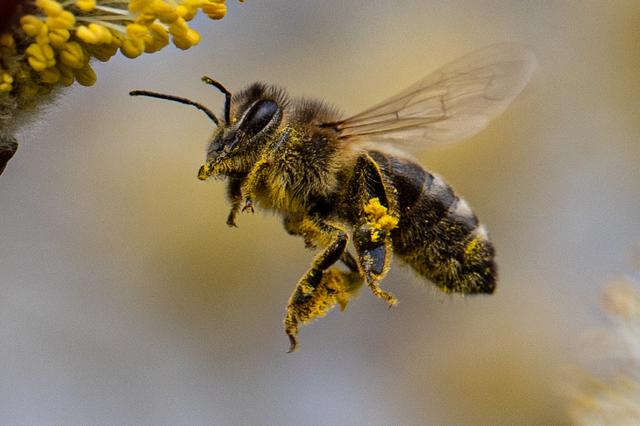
[284, 222, 362, 352]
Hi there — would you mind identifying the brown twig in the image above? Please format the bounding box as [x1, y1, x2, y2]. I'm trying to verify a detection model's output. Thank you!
[0, 136, 18, 176]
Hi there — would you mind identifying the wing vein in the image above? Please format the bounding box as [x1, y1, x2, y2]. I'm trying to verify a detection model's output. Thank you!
[328, 44, 537, 151]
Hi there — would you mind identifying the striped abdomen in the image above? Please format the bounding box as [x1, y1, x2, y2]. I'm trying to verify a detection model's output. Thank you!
[368, 151, 497, 294]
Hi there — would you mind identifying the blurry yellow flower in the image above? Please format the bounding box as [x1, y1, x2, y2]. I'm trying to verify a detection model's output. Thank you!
[0, 0, 241, 176]
[0, 71, 14, 92]
[1, 0, 234, 92]
[567, 276, 640, 425]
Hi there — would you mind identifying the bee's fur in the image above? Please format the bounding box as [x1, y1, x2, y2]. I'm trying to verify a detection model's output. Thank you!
[133, 44, 538, 351]
[197, 83, 496, 351]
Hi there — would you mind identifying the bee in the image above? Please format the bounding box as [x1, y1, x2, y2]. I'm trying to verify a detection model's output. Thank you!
[130, 43, 536, 352]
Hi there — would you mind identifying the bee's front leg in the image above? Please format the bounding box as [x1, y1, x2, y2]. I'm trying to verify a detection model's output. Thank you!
[284, 221, 362, 352]
[225, 177, 244, 227]
[239, 157, 269, 215]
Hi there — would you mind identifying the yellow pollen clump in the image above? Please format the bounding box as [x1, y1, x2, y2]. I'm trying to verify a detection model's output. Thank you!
[198, 163, 212, 180]
[364, 197, 399, 232]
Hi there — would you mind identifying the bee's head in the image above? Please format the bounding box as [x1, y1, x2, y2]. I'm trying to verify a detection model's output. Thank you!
[205, 84, 286, 176]
[130, 78, 286, 180]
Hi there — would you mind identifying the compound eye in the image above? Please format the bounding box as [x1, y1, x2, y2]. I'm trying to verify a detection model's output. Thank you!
[240, 100, 279, 136]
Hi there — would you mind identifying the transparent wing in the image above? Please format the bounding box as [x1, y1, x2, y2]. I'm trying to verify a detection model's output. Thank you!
[331, 43, 537, 149]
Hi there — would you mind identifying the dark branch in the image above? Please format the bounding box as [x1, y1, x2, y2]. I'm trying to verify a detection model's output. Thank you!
[0, 135, 18, 176]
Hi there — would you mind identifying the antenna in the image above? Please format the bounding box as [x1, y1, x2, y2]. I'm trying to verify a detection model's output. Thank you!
[129, 90, 221, 126]
[201, 76, 232, 125]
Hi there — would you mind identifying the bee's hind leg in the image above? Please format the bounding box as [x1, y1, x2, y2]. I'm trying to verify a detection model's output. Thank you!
[351, 154, 400, 307]
[353, 214, 398, 307]
[283, 221, 363, 352]
[340, 250, 359, 273]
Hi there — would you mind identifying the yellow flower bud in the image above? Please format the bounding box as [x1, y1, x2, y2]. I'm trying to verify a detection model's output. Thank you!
[47, 10, 76, 30]
[76, 23, 113, 45]
[20, 15, 45, 37]
[175, 5, 189, 20]
[149, 22, 169, 41]
[187, 28, 200, 44]
[168, 17, 189, 37]
[59, 41, 86, 69]
[35, 23, 50, 45]
[120, 37, 145, 58]
[4, 0, 234, 92]
[144, 23, 169, 53]
[177, 2, 200, 21]
[39, 67, 61, 84]
[172, 36, 189, 50]
[129, 0, 154, 14]
[0, 71, 13, 92]
[57, 64, 76, 86]
[26, 43, 56, 71]
[49, 28, 70, 48]
[201, 1, 227, 20]
[76, 25, 97, 44]
[0, 34, 15, 48]
[85, 43, 119, 62]
[36, 0, 64, 17]
[74, 63, 97, 86]
[153, 0, 179, 23]
[75, 0, 96, 12]
[93, 23, 114, 44]
[126, 23, 149, 40]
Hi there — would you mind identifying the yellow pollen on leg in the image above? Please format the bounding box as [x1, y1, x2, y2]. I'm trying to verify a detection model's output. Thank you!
[364, 197, 399, 232]
[197, 163, 213, 180]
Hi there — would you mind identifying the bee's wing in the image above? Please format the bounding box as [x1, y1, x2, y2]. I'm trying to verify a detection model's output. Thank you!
[332, 43, 537, 148]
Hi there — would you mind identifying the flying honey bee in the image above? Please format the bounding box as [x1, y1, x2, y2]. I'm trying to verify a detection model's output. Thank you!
[130, 43, 536, 352]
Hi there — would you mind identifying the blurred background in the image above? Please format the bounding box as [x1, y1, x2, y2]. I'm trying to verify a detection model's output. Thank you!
[2, 0, 640, 424]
